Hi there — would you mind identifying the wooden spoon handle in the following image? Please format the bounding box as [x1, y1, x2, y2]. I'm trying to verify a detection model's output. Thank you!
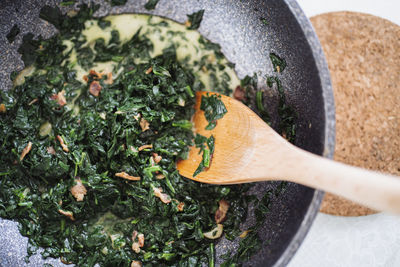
[281, 146, 400, 214]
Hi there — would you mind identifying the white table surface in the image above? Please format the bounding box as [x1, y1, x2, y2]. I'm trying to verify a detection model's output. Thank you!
[289, 1, 400, 267]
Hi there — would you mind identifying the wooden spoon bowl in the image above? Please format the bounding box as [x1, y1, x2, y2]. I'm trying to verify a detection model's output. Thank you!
[178, 92, 400, 214]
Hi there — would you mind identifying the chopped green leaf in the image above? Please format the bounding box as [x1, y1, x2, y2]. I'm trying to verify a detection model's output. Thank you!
[260, 17, 269, 25]
[256, 90, 265, 112]
[269, 52, 286, 73]
[60, 0, 76, 6]
[144, 0, 160, 10]
[200, 94, 227, 130]
[109, 0, 127, 6]
[6, 25, 20, 44]
[193, 135, 215, 177]
[187, 10, 205, 30]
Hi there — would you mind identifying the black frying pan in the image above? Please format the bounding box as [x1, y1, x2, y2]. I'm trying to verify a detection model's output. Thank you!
[0, 0, 335, 266]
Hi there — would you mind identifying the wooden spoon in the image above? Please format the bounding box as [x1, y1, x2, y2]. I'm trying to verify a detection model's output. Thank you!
[177, 92, 400, 214]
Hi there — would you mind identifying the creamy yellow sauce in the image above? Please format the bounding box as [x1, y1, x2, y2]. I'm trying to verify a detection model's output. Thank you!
[67, 14, 239, 91]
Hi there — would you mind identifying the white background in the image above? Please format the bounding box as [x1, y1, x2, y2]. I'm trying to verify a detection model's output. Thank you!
[288, 1, 400, 266]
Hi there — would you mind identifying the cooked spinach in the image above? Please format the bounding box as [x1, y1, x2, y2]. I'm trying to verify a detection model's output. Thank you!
[269, 52, 287, 73]
[267, 76, 297, 142]
[256, 90, 265, 112]
[109, 0, 128, 6]
[187, 10, 205, 30]
[60, 1, 76, 7]
[0, 4, 297, 267]
[193, 135, 215, 177]
[6, 24, 20, 44]
[200, 94, 227, 130]
[0, 5, 254, 267]
[144, 0, 160, 10]
[260, 17, 269, 25]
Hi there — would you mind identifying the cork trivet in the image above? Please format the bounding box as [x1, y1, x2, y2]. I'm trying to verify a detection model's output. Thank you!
[310, 12, 400, 216]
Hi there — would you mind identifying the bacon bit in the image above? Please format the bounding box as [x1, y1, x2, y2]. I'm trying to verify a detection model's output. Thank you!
[131, 260, 142, 267]
[131, 230, 144, 253]
[51, 90, 67, 106]
[152, 153, 162, 164]
[83, 75, 88, 82]
[153, 187, 171, 204]
[47, 146, 56, 155]
[20, 141, 32, 161]
[115, 172, 141, 181]
[140, 118, 150, 132]
[203, 224, 223, 239]
[57, 135, 69, 152]
[138, 144, 153, 151]
[132, 242, 140, 253]
[177, 202, 185, 212]
[156, 174, 165, 180]
[282, 132, 287, 140]
[89, 81, 102, 97]
[138, 234, 144, 247]
[70, 178, 87, 202]
[215, 199, 230, 223]
[233, 86, 246, 101]
[58, 209, 75, 221]
[28, 98, 38, 106]
[185, 20, 191, 27]
[132, 230, 138, 241]
[57, 90, 67, 106]
[145, 66, 153, 74]
[105, 72, 113, 84]
[239, 230, 251, 238]
[0, 104, 6, 113]
[89, 69, 102, 79]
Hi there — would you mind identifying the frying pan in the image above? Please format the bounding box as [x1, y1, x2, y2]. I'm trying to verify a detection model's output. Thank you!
[0, 0, 335, 266]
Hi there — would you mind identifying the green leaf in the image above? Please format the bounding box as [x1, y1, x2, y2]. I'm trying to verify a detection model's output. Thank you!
[144, 0, 160, 10]
[269, 52, 287, 73]
[187, 10, 205, 30]
[6, 25, 20, 44]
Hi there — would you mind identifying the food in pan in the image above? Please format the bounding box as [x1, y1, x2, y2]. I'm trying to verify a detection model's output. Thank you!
[0, 4, 295, 266]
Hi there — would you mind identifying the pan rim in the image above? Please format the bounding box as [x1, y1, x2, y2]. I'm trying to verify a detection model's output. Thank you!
[273, 0, 335, 266]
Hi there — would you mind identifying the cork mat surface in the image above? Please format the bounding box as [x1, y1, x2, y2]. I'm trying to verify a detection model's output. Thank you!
[310, 12, 400, 216]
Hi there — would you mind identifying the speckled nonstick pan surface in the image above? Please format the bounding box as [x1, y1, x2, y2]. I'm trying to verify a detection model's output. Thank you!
[0, 0, 335, 266]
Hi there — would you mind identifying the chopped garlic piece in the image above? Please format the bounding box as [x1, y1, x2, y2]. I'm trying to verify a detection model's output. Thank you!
[58, 209, 75, 221]
[203, 224, 223, 239]
[70, 178, 87, 201]
[115, 172, 141, 181]
[215, 199, 229, 223]
[153, 187, 171, 204]
[140, 118, 150, 132]
[20, 141, 32, 161]
[57, 135, 69, 152]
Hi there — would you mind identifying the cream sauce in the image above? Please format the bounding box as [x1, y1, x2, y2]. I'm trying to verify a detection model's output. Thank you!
[68, 14, 239, 91]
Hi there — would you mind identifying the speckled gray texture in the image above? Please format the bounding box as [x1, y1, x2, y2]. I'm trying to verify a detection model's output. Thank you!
[0, 0, 334, 266]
